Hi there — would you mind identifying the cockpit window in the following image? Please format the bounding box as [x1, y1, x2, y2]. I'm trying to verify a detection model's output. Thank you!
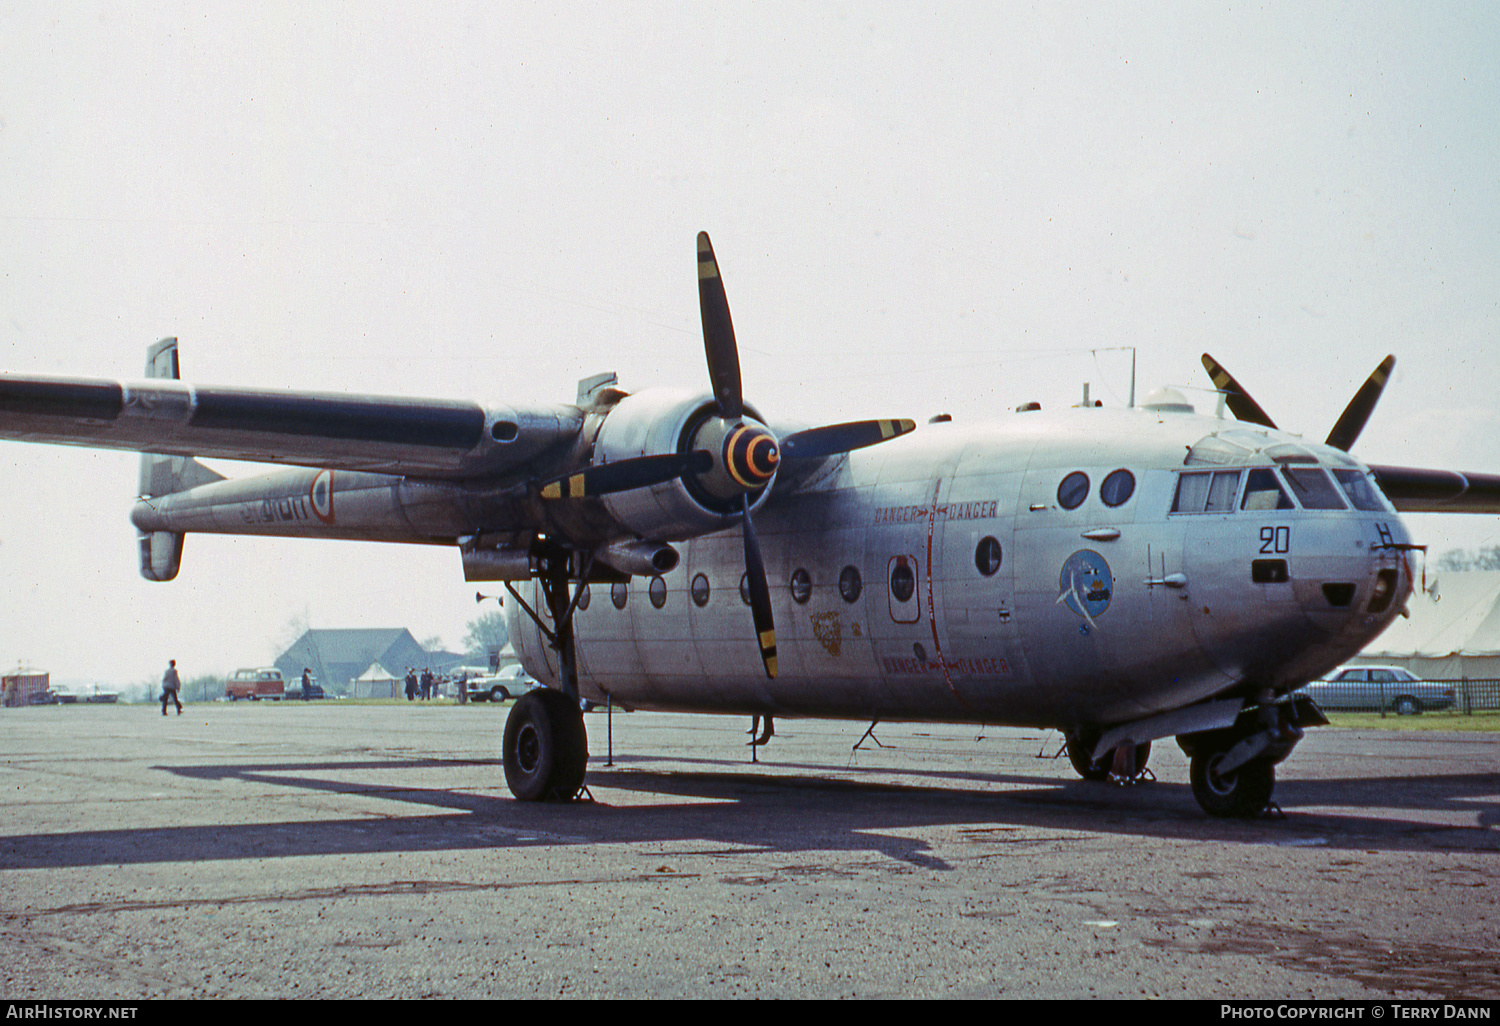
[1333, 469, 1389, 512]
[1172, 473, 1209, 513]
[1172, 470, 1241, 513]
[1282, 467, 1347, 510]
[1205, 470, 1240, 512]
[1240, 468, 1295, 511]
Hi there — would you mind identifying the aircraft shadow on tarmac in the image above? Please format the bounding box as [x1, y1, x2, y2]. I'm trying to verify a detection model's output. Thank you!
[1, 753, 1496, 873]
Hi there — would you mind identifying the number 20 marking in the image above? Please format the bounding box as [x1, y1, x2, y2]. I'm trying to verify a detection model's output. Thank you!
[1259, 526, 1290, 554]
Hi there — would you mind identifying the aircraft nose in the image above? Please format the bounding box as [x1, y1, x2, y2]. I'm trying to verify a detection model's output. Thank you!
[1289, 517, 1412, 628]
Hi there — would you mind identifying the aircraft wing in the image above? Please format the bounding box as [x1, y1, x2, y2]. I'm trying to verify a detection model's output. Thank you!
[1368, 464, 1500, 515]
[0, 371, 583, 478]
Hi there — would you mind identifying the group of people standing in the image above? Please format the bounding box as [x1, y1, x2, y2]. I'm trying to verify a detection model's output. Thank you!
[158, 660, 453, 710]
[404, 667, 438, 701]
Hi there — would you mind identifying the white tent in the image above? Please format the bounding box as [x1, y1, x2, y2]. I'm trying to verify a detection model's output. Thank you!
[1357, 571, 1500, 680]
[351, 661, 401, 700]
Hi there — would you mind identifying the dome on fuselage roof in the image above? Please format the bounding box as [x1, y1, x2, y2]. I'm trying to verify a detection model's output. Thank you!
[1141, 387, 1194, 413]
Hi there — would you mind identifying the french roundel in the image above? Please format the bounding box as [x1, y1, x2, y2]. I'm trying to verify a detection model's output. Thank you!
[310, 469, 335, 524]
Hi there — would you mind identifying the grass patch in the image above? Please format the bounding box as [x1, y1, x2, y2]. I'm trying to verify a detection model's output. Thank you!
[1319, 710, 1500, 732]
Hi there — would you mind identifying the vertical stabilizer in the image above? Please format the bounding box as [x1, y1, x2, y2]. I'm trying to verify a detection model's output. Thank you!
[144, 336, 180, 380]
[137, 338, 221, 581]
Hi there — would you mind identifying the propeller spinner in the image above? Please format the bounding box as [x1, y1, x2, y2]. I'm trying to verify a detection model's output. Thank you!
[539, 233, 916, 678]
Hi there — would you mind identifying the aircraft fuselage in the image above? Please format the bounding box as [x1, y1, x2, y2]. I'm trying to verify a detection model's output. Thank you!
[507, 401, 1414, 733]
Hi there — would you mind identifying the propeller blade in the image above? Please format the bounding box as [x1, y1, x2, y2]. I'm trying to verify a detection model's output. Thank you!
[697, 232, 744, 419]
[1201, 354, 1278, 429]
[740, 495, 778, 679]
[1325, 354, 1395, 452]
[539, 450, 713, 499]
[780, 418, 917, 461]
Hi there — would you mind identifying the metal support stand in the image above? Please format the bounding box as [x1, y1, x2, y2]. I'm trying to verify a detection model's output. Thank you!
[748, 715, 774, 762]
[852, 720, 888, 751]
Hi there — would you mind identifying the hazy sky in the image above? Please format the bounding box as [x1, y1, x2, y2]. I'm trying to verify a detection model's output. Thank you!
[3, 2, 1498, 686]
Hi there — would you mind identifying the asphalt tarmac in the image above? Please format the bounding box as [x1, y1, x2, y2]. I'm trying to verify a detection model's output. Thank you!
[1, 701, 1497, 999]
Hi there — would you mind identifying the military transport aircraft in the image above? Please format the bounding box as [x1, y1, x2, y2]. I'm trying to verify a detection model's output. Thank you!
[3, 233, 1499, 817]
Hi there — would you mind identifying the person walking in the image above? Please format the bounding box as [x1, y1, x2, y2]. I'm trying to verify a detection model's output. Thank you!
[161, 659, 183, 716]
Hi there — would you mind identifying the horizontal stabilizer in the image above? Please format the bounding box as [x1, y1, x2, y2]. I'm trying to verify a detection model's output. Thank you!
[138, 530, 184, 582]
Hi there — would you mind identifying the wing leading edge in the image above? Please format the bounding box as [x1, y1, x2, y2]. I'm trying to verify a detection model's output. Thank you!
[1369, 464, 1500, 515]
[0, 370, 583, 479]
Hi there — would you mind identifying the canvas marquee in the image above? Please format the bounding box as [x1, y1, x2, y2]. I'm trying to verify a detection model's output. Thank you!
[1356, 570, 1500, 680]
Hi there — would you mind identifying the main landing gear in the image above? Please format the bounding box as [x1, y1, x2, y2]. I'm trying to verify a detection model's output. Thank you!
[1065, 734, 1153, 785]
[494, 542, 592, 802]
[503, 689, 589, 801]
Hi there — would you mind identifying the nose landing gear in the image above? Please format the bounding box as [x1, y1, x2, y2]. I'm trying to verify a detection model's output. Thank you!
[1178, 694, 1326, 818]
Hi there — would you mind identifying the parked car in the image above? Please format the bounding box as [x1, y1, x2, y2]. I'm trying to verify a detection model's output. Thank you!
[225, 667, 285, 701]
[1297, 665, 1456, 715]
[285, 674, 326, 700]
[463, 665, 543, 703]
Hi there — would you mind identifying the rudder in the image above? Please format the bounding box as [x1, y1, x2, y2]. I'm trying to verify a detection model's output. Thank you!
[137, 338, 222, 582]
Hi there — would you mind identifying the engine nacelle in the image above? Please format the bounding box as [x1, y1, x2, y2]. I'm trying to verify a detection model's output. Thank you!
[594, 388, 774, 540]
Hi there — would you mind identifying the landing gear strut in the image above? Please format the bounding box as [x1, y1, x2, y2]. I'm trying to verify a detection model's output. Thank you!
[499, 542, 592, 802]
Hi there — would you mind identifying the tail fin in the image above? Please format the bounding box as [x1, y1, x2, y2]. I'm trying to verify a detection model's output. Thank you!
[137, 338, 224, 582]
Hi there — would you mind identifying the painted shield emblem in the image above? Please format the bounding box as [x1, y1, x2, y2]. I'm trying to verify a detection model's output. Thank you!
[1058, 549, 1113, 622]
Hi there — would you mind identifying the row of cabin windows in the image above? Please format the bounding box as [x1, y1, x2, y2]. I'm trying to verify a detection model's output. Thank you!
[1057, 469, 1135, 510]
[579, 535, 1009, 612]
[1171, 466, 1386, 514]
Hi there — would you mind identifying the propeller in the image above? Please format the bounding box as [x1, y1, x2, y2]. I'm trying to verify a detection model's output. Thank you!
[699, 232, 744, 419]
[779, 419, 916, 461]
[694, 231, 777, 679]
[1324, 354, 1395, 452]
[1202, 352, 1395, 452]
[539, 450, 713, 499]
[539, 232, 916, 678]
[1200, 353, 1277, 429]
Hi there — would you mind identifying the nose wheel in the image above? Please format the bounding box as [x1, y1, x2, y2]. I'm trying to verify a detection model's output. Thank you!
[1190, 751, 1275, 818]
[1178, 695, 1320, 818]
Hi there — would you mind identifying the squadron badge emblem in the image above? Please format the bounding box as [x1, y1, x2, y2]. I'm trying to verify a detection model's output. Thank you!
[1057, 549, 1113, 630]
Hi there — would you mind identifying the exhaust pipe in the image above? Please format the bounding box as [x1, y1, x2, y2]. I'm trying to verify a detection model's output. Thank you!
[599, 540, 680, 577]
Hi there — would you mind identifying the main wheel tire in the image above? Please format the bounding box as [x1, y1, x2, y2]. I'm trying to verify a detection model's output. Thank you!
[1067, 736, 1151, 781]
[503, 689, 588, 802]
[1190, 752, 1274, 818]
